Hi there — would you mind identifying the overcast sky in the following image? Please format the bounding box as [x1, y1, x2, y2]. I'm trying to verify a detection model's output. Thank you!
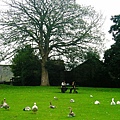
[76, 0, 120, 48]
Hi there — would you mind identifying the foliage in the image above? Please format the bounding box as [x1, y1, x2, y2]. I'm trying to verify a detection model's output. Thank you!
[1, 85, 120, 120]
[84, 48, 100, 60]
[11, 45, 65, 86]
[10, 45, 41, 86]
[104, 15, 120, 86]
[71, 58, 109, 87]
[0, 0, 105, 85]
[109, 15, 120, 41]
[47, 59, 65, 86]
[65, 47, 101, 70]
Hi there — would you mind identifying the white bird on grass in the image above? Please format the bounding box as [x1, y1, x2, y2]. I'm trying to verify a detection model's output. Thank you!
[23, 106, 31, 111]
[70, 99, 75, 103]
[90, 95, 93, 98]
[32, 103, 38, 113]
[94, 100, 100, 105]
[68, 107, 75, 117]
[49, 102, 56, 109]
[116, 101, 120, 105]
[111, 98, 116, 105]
[54, 96, 58, 100]
[2, 98, 10, 109]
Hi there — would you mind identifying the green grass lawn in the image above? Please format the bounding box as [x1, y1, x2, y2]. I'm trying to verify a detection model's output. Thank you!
[0, 85, 120, 120]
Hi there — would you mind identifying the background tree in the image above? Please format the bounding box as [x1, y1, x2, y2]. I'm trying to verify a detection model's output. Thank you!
[84, 48, 100, 60]
[104, 15, 120, 87]
[65, 47, 100, 70]
[11, 45, 41, 86]
[47, 59, 65, 86]
[0, 0, 105, 86]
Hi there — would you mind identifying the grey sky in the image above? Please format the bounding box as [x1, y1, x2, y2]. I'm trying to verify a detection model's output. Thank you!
[76, 0, 120, 48]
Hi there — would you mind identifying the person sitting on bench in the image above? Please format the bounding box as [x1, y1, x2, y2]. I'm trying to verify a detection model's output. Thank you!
[61, 81, 68, 93]
[70, 81, 78, 93]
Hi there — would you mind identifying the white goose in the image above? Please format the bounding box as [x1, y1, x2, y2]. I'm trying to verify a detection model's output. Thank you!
[23, 106, 31, 111]
[32, 103, 38, 113]
[68, 107, 75, 117]
[49, 102, 56, 109]
[2, 98, 10, 109]
[54, 96, 58, 100]
[90, 95, 93, 98]
[94, 100, 100, 105]
[111, 98, 116, 105]
[70, 99, 75, 103]
[116, 101, 120, 105]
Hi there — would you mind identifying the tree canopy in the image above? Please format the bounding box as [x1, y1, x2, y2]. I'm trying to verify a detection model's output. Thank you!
[104, 15, 120, 86]
[0, 0, 105, 85]
[11, 45, 41, 85]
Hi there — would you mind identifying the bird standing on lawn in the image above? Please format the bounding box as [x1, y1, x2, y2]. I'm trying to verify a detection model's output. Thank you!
[68, 107, 75, 117]
[111, 98, 116, 105]
[49, 102, 56, 109]
[32, 103, 38, 113]
[2, 98, 10, 110]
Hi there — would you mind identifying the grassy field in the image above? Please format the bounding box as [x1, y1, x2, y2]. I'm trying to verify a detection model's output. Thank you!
[0, 85, 120, 120]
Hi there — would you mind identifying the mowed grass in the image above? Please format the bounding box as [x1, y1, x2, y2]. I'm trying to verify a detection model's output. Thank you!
[0, 85, 120, 120]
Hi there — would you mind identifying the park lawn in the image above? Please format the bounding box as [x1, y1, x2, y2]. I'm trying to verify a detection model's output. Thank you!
[0, 85, 120, 120]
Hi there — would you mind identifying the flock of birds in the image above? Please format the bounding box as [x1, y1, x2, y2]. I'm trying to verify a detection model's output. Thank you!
[90, 95, 120, 105]
[0, 97, 75, 117]
[1, 96, 120, 117]
[23, 102, 38, 113]
[110, 98, 120, 105]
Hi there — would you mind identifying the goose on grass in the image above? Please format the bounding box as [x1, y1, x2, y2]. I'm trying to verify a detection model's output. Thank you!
[23, 106, 31, 111]
[94, 100, 100, 105]
[116, 101, 120, 105]
[49, 102, 56, 109]
[32, 103, 38, 113]
[2, 98, 10, 109]
[70, 99, 75, 103]
[54, 96, 58, 100]
[68, 107, 75, 117]
[90, 95, 93, 98]
[111, 98, 116, 105]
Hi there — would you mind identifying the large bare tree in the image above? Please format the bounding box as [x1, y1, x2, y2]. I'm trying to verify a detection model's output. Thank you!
[0, 0, 105, 85]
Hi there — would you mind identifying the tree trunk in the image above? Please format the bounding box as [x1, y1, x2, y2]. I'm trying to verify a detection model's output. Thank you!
[41, 60, 50, 86]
